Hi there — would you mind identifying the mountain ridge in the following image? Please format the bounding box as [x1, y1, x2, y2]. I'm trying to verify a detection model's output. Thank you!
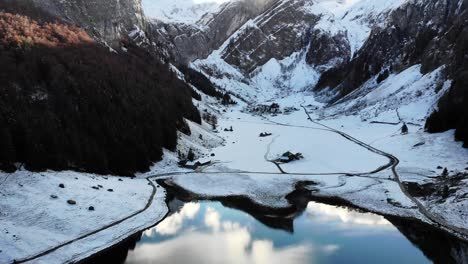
[173, 0, 467, 146]
[0, 0, 466, 175]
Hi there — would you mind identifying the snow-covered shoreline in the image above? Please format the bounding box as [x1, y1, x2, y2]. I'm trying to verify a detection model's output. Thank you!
[163, 92, 467, 241]
[0, 171, 169, 264]
[1, 90, 467, 263]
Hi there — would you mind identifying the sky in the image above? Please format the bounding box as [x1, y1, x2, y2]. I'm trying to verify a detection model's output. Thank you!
[193, 0, 230, 3]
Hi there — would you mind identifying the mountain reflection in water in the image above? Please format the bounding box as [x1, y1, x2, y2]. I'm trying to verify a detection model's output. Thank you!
[83, 193, 468, 264]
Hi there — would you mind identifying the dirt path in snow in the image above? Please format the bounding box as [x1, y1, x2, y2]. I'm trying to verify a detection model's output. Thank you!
[299, 105, 468, 240]
[264, 135, 286, 174]
[14, 178, 160, 264]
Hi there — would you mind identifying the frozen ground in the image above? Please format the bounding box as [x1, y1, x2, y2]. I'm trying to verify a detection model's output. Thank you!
[1, 62, 467, 263]
[0, 170, 168, 263]
[2, 83, 466, 263]
[167, 86, 468, 241]
[202, 108, 388, 174]
[0, 87, 225, 264]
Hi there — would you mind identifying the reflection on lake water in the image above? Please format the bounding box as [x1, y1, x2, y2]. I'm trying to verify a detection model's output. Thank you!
[121, 201, 433, 264]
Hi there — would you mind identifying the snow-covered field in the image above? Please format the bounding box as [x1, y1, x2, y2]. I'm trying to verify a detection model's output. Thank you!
[2, 61, 467, 262]
[167, 85, 468, 241]
[204, 109, 388, 174]
[1, 88, 467, 263]
[0, 171, 168, 263]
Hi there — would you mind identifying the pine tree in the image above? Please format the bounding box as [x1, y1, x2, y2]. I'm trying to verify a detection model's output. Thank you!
[221, 93, 233, 105]
[442, 167, 448, 177]
[442, 185, 449, 199]
[401, 123, 408, 134]
[0, 127, 16, 172]
[187, 148, 195, 162]
[211, 115, 218, 130]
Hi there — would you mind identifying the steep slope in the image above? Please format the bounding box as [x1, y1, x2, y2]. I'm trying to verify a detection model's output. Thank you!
[0, 9, 201, 175]
[190, 0, 405, 101]
[185, 0, 466, 146]
[147, 0, 278, 62]
[191, 0, 322, 101]
[15, 0, 147, 47]
[315, 0, 468, 146]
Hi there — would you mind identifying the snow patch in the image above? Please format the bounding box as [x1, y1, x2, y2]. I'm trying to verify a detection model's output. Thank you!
[142, 0, 228, 25]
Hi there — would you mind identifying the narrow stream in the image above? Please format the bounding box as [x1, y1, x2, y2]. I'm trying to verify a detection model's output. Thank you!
[86, 191, 468, 264]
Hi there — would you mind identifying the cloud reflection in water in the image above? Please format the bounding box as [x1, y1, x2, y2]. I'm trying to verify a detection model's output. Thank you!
[145, 202, 200, 236]
[306, 202, 393, 227]
[127, 203, 343, 264]
[126, 201, 404, 264]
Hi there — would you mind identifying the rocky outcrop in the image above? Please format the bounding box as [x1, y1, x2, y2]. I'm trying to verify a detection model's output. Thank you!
[305, 29, 350, 72]
[150, 0, 279, 63]
[314, 0, 468, 145]
[45, 0, 145, 46]
[420, 1, 468, 146]
[3, 0, 147, 47]
[220, 0, 318, 74]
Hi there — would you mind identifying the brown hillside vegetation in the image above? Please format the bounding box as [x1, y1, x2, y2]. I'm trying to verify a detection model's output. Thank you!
[0, 12, 201, 175]
[0, 12, 94, 47]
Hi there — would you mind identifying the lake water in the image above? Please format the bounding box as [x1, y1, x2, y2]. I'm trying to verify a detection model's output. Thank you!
[125, 200, 429, 264]
[87, 196, 468, 264]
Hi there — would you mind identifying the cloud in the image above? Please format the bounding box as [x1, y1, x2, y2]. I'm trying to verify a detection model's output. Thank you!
[127, 206, 314, 264]
[306, 202, 393, 229]
[127, 228, 312, 264]
[204, 206, 221, 231]
[251, 240, 312, 264]
[145, 202, 200, 236]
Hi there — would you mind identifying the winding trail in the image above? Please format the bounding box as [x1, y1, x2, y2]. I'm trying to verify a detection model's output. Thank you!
[300, 105, 468, 240]
[14, 177, 159, 264]
[264, 135, 286, 174]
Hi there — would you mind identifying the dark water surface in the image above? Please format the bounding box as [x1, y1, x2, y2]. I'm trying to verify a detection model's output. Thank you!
[86, 194, 468, 264]
[125, 201, 428, 264]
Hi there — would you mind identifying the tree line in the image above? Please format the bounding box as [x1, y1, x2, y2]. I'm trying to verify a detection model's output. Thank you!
[0, 12, 201, 175]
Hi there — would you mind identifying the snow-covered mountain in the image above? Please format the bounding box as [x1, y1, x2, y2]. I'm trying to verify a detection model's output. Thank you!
[188, 0, 411, 100]
[146, 0, 279, 62]
[1, 2, 467, 263]
[142, 0, 225, 24]
[163, 0, 466, 146]
[314, 0, 468, 145]
[12, 0, 467, 146]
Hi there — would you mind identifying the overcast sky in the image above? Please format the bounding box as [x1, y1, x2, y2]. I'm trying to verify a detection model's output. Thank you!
[193, 0, 230, 3]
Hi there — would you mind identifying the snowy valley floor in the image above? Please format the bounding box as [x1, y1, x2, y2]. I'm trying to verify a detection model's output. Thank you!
[167, 96, 468, 238]
[1, 94, 467, 263]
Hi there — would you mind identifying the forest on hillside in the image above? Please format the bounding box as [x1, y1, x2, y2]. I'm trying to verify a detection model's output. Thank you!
[0, 12, 201, 175]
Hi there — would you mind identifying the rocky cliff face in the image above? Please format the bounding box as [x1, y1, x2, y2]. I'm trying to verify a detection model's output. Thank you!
[5, 0, 147, 47]
[317, 0, 464, 96]
[305, 30, 350, 72]
[221, 0, 319, 74]
[149, 0, 279, 63]
[184, 0, 398, 103]
[315, 0, 468, 145]
[178, 0, 466, 145]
